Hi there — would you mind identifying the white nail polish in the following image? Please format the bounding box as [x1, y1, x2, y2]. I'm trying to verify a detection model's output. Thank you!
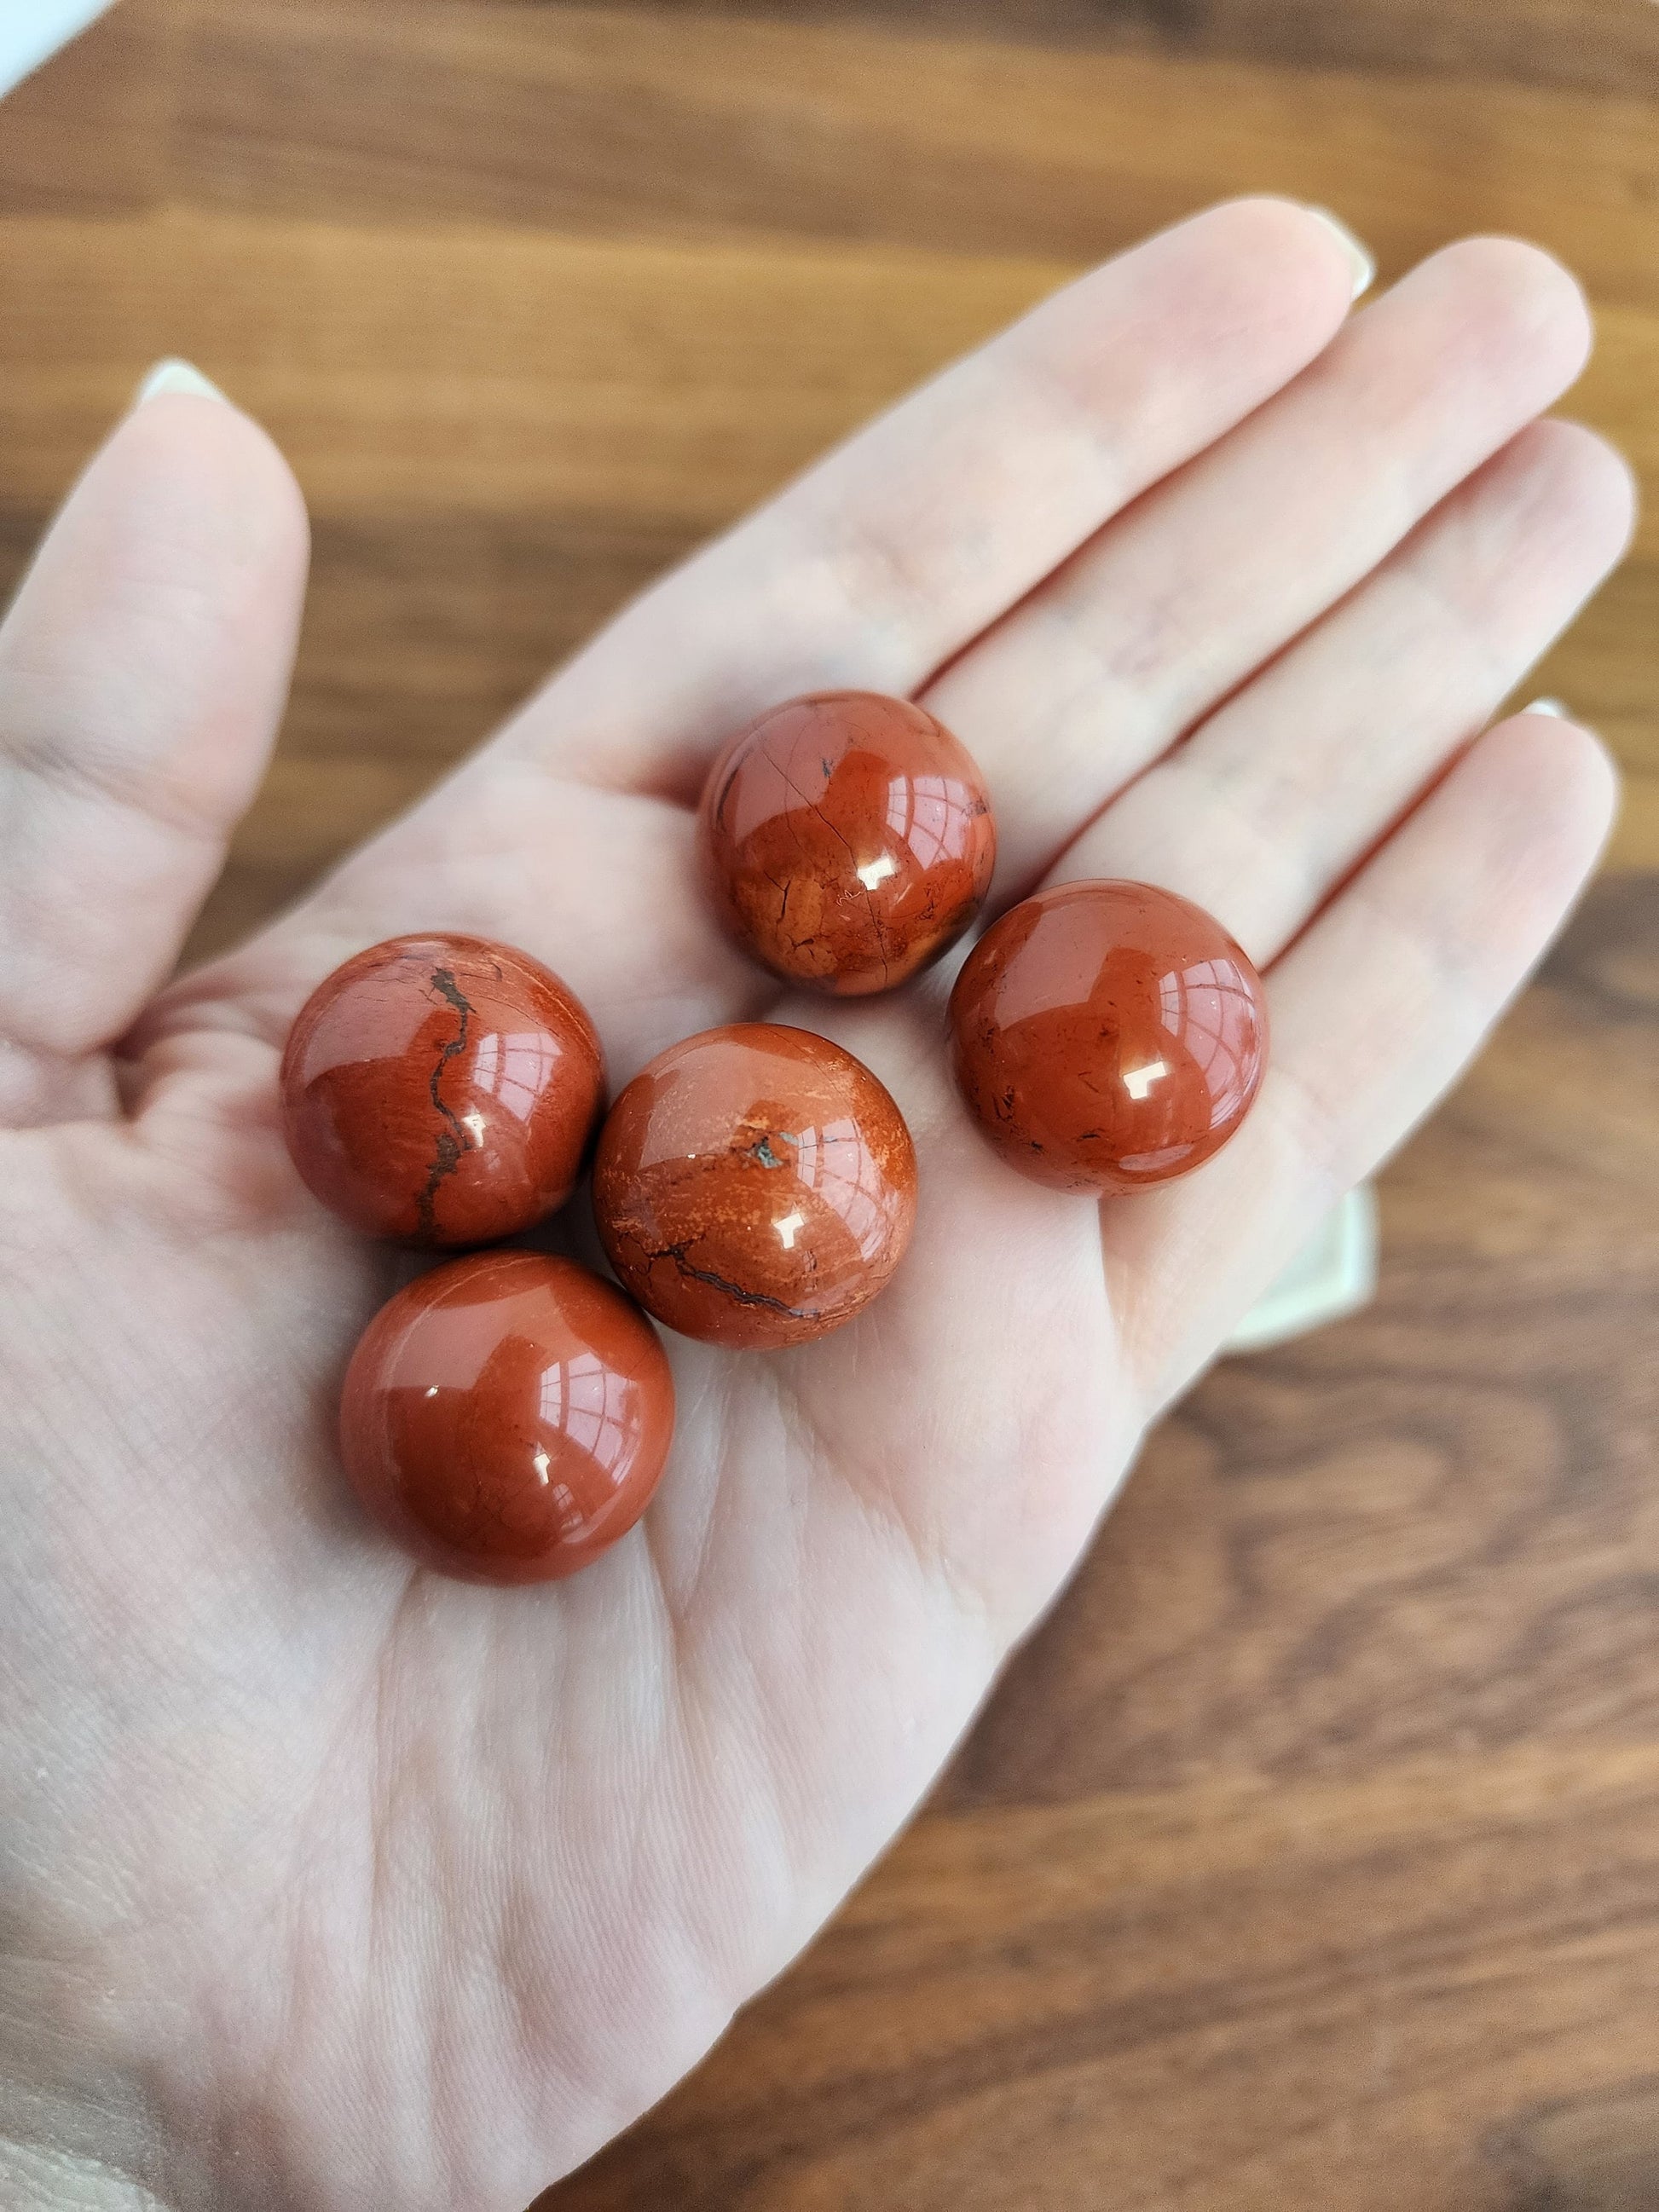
[1523, 697, 1569, 719]
[134, 357, 228, 407]
[1304, 206, 1376, 301]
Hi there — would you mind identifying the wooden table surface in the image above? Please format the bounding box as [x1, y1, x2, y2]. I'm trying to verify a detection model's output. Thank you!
[3, 3, 1656, 2205]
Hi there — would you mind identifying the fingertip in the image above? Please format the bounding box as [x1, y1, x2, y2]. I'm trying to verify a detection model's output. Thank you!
[1494, 704, 1621, 877]
[1518, 417, 1640, 566]
[1177, 194, 1370, 327]
[1419, 234, 1595, 390]
[117, 375, 310, 581]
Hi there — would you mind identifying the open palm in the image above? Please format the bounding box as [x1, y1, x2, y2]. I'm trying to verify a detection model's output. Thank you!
[0, 202, 1632, 2212]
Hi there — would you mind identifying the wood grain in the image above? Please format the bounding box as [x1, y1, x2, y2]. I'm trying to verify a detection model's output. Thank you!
[174, 4, 1659, 301]
[567, 0, 1659, 98]
[0, 3, 1655, 2205]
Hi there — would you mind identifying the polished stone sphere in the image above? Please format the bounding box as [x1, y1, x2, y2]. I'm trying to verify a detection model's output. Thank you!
[280, 933, 604, 1245]
[949, 880, 1269, 1193]
[339, 1250, 674, 1583]
[592, 1023, 917, 1348]
[699, 690, 996, 996]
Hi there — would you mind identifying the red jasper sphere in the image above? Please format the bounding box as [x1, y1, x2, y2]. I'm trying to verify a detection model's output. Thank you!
[699, 690, 996, 996]
[950, 881, 1269, 1193]
[592, 1023, 917, 1349]
[281, 934, 604, 1245]
[339, 1250, 674, 1583]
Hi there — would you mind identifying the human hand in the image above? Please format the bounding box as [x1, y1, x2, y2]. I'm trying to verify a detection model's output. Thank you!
[0, 201, 1631, 2211]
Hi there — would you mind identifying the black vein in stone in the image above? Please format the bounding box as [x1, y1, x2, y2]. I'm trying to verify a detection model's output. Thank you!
[650, 1242, 806, 1316]
[414, 967, 473, 1239]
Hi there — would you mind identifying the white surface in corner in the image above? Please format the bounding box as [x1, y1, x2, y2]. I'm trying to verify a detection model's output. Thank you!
[0, 0, 117, 100]
[1224, 1183, 1380, 1354]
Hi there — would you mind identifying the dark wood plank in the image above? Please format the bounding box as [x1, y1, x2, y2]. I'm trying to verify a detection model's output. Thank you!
[0, 8, 166, 217]
[171, 3, 1659, 308]
[535, 0, 1659, 98]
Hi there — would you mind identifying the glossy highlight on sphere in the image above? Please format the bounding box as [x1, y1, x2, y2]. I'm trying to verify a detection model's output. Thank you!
[950, 881, 1269, 1193]
[280, 933, 605, 1246]
[592, 1024, 917, 1349]
[699, 690, 997, 996]
[339, 1250, 674, 1584]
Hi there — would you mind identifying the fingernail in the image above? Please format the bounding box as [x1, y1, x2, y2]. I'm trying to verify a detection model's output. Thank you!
[1524, 697, 1569, 718]
[1304, 207, 1376, 300]
[134, 357, 228, 407]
